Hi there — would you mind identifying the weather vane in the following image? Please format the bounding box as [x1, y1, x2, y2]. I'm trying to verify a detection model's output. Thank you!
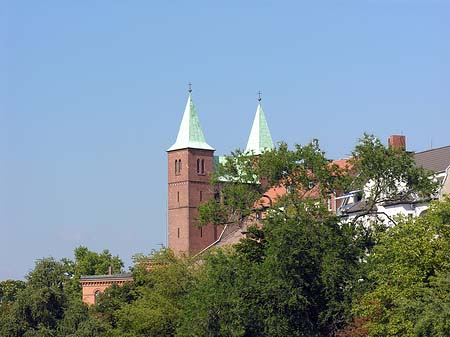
[188, 82, 192, 93]
[257, 91, 262, 102]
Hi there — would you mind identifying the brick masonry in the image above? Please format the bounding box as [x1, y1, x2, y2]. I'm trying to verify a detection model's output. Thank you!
[167, 148, 219, 255]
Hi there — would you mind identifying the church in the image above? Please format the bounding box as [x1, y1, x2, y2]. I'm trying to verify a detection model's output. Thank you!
[80, 88, 276, 304]
[167, 87, 275, 256]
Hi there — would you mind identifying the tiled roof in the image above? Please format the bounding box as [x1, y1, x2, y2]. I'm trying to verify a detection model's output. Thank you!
[414, 145, 450, 173]
[79, 273, 133, 281]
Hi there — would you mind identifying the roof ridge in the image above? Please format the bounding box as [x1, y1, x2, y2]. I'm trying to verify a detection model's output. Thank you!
[414, 144, 450, 155]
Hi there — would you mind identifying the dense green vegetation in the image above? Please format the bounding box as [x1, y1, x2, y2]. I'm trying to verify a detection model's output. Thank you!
[1, 135, 448, 337]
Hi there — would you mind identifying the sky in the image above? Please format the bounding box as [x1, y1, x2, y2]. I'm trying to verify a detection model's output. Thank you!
[2, 0, 450, 280]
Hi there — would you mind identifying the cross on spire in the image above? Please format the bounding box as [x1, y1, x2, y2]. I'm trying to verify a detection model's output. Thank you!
[257, 91, 262, 102]
[188, 82, 192, 93]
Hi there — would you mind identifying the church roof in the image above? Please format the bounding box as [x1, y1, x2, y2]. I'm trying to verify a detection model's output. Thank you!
[168, 93, 214, 152]
[245, 102, 274, 155]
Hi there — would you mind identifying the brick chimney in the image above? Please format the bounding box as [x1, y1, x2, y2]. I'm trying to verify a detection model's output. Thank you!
[388, 135, 406, 150]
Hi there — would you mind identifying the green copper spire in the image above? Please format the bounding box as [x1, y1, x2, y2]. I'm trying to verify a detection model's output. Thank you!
[168, 91, 214, 152]
[245, 97, 274, 155]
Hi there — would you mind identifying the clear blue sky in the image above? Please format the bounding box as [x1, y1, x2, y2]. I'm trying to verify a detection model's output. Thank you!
[2, 0, 449, 280]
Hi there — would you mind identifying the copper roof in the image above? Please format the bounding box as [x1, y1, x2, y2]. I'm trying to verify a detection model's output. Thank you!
[414, 145, 450, 173]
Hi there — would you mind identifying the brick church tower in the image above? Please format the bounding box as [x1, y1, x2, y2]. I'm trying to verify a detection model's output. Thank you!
[167, 88, 218, 255]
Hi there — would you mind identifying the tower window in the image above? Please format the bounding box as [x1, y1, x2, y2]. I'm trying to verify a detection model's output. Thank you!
[200, 190, 203, 201]
[177, 227, 180, 238]
[201, 159, 205, 174]
[200, 227, 203, 237]
[175, 159, 182, 175]
[177, 191, 180, 203]
[197, 159, 200, 174]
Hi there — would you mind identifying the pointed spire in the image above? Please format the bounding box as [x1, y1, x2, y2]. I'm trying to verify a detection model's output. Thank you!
[168, 87, 214, 152]
[245, 94, 274, 155]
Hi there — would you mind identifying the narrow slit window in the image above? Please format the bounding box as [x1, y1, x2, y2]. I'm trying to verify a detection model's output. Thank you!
[201, 159, 205, 174]
[200, 190, 203, 201]
[200, 227, 203, 237]
[177, 227, 180, 238]
[179, 159, 182, 172]
[177, 191, 180, 203]
[175, 160, 178, 174]
[197, 159, 200, 174]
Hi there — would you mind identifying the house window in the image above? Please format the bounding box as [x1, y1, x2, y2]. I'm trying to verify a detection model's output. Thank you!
[94, 290, 101, 304]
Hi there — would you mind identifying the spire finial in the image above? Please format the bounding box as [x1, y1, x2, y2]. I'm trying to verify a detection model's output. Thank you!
[257, 91, 262, 102]
[188, 82, 192, 93]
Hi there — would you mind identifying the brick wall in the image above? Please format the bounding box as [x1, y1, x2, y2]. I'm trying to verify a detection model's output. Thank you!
[167, 148, 218, 255]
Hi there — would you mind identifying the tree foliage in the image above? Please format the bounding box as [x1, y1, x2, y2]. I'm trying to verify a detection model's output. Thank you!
[349, 134, 438, 211]
[350, 197, 450, 337]
[1, 134, 445, 337]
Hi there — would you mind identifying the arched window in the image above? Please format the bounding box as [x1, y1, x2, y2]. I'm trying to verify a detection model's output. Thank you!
[201, 159, 205, 174]
[175, 159, 182, 175]
[94, 290, 101, 304]
[197, 159, 200, 174]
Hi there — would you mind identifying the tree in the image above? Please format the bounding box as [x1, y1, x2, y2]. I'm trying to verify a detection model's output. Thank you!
[0, 258, 69, 337]
[349, 134, 438, 213]
[197, 140, 348, 228]
[98, 249, 194, 337]
[190, 135, 436, 336]
[349, 197, 450, 337]
[0, 279, 25, 304]
[0, 246, 122, 337]
[62, 246, 124, 296]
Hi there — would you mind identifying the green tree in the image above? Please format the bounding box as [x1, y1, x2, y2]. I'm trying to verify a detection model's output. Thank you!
[0, 246, 122, 337]
[349, 134, 437, 212]
[351, 198, 450, 337]
[0, 279, 25, 304]
[0, 258, 69, 337]
[99, 249, 194, 337]
[179, 201, 367, 336]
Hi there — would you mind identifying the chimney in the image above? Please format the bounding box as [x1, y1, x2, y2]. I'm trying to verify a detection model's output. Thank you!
[108, 266, 112, 275]
[388, 135, 406, 150]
